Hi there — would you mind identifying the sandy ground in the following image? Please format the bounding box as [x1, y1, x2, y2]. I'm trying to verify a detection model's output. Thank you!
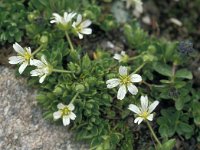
[0, 66, 87, 150]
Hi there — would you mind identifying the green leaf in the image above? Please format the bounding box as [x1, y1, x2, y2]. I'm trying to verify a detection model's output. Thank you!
[158, 139, 176, 150]
[153, 63, 172, 77]
[175, 98, 185, 110]
[175, 69, 193, 79]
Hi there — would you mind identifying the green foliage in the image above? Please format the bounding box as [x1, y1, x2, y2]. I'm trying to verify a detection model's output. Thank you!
[2, 0, 200, 149]
[0, 0, 27, 44]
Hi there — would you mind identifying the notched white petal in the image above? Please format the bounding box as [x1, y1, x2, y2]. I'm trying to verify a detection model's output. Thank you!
[130, 74, 142, 83]
[147, 114, 154, 121]
[148, 101, 159, 114]
[119, 66, 128, 76]
[53, 111, 62, 120]
[57, 103, 65, 109]
[128, 104, 141, 114]
[63, 116, 70, 126]
[117, 85, 127, 100]
[18, 62, 28, 74]
[127, 83, 138, 95]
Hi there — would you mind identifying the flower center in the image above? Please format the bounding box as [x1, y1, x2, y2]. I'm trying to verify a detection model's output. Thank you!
[120, 75, 131, 85]
[62, 107, 71, 116]
[140, 111, 149, 119]
[24, 52, 31, 61]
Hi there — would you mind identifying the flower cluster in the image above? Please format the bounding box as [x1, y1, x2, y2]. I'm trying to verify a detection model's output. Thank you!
[8, 42, 53, 83]
[9, 11, 93, 126]
[106, 51, 159, 124]
[50, 12, 92, 39]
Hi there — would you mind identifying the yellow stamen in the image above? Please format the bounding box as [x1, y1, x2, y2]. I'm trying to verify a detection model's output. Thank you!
[139, 111, 149, 119]
[120, 75, 131, 85]
[62, 107, 71, 116]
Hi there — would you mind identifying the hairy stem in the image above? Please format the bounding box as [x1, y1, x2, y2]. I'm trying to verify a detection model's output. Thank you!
[146, 121, 162, 147]
[70, 93, 79, 104]
[133, 63, 146, 74]
[65, 31, 74, 51]
[52, 69, 74, 73]
[32, 45, 43, 56]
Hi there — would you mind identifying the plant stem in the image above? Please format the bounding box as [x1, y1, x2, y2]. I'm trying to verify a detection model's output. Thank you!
[133, 63, 146, 74]
[52, 69, 74, 73]
[32, 45, 43, 56]
[146, 121, 162, 147]
[70, 93, 79, 104]
[65, 31, 74, 51]
[128, 55, 141, 61]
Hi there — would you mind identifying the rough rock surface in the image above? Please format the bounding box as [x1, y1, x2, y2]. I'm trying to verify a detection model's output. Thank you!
[0, 66, 87, 150]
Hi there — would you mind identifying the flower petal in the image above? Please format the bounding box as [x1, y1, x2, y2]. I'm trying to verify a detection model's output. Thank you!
[127, 83, 138, 95]
[30, 69, 43, 76]
[128, 104, 141, 114]
[106, 78, 120, 88]
[63, 116, 70, 126]
[147, 114, 154, 121]
[53, 111, 62, 120]
[117, 85, 127, 100]
[57, 103, 65, 109]
[140, 95, 148, 111]
[8, 56, 24, 64]
[41, 55, 48, 65]
[81, 20, 92, 28]
[80, 28, 92, 35]
[119, 66, 128, 76]
[130, 74, 142, 82]
[78, 33, 83, 39]
[76, 14, 82, 25]
[121, 51, 126, 56]
[68, 103, 75, 111]
[69, 112, 76, 120]
[13, 42, 25, 55]
[26, 47, 32, 55]
[113, 54, 122, 61]
[18, 62, 28, 74]
[39, 74, 47, 83]
[134, 117, 144, 125]
[30, 59, 44, 67]
[148, 101, 159, 114]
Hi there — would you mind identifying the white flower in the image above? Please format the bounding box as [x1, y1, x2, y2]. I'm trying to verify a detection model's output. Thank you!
[113, 51, 128, 62]
[128, 95, 159, 125]
[8, 42, 33, 74]
[50, 12, 76, 25]
[53, 103, 76, 126]
[123, 0, 143, 17]
[106, 66, 142, 100]
[30, 55, 52, 83]
[72, 14, 92, 39]
[133, 0, 143, 18]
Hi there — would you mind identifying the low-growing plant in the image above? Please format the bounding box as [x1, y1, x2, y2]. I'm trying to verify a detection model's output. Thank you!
[6, 0, 200, 149]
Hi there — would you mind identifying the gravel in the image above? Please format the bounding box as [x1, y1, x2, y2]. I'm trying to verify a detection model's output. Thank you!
[0, 66, 88, 150]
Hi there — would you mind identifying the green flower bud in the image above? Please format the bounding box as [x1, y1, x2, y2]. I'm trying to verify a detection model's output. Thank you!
[40, 35, 48, 44]
[148, 45, 156, 54]
[86, 103, 93, 109]
[75, 84, 85, 93]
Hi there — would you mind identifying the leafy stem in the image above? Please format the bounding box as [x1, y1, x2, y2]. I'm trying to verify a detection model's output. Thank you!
[65, 31, 74, 51]
[146, 121, 162, 147]
[70, 92, 79, 104]
[32, 45, 43, 56]
[52, 69, 74, 73]
[133, 62, 146, 74]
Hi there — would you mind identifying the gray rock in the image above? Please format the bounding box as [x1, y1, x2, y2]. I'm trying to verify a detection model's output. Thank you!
[0, 66, 88, 150]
